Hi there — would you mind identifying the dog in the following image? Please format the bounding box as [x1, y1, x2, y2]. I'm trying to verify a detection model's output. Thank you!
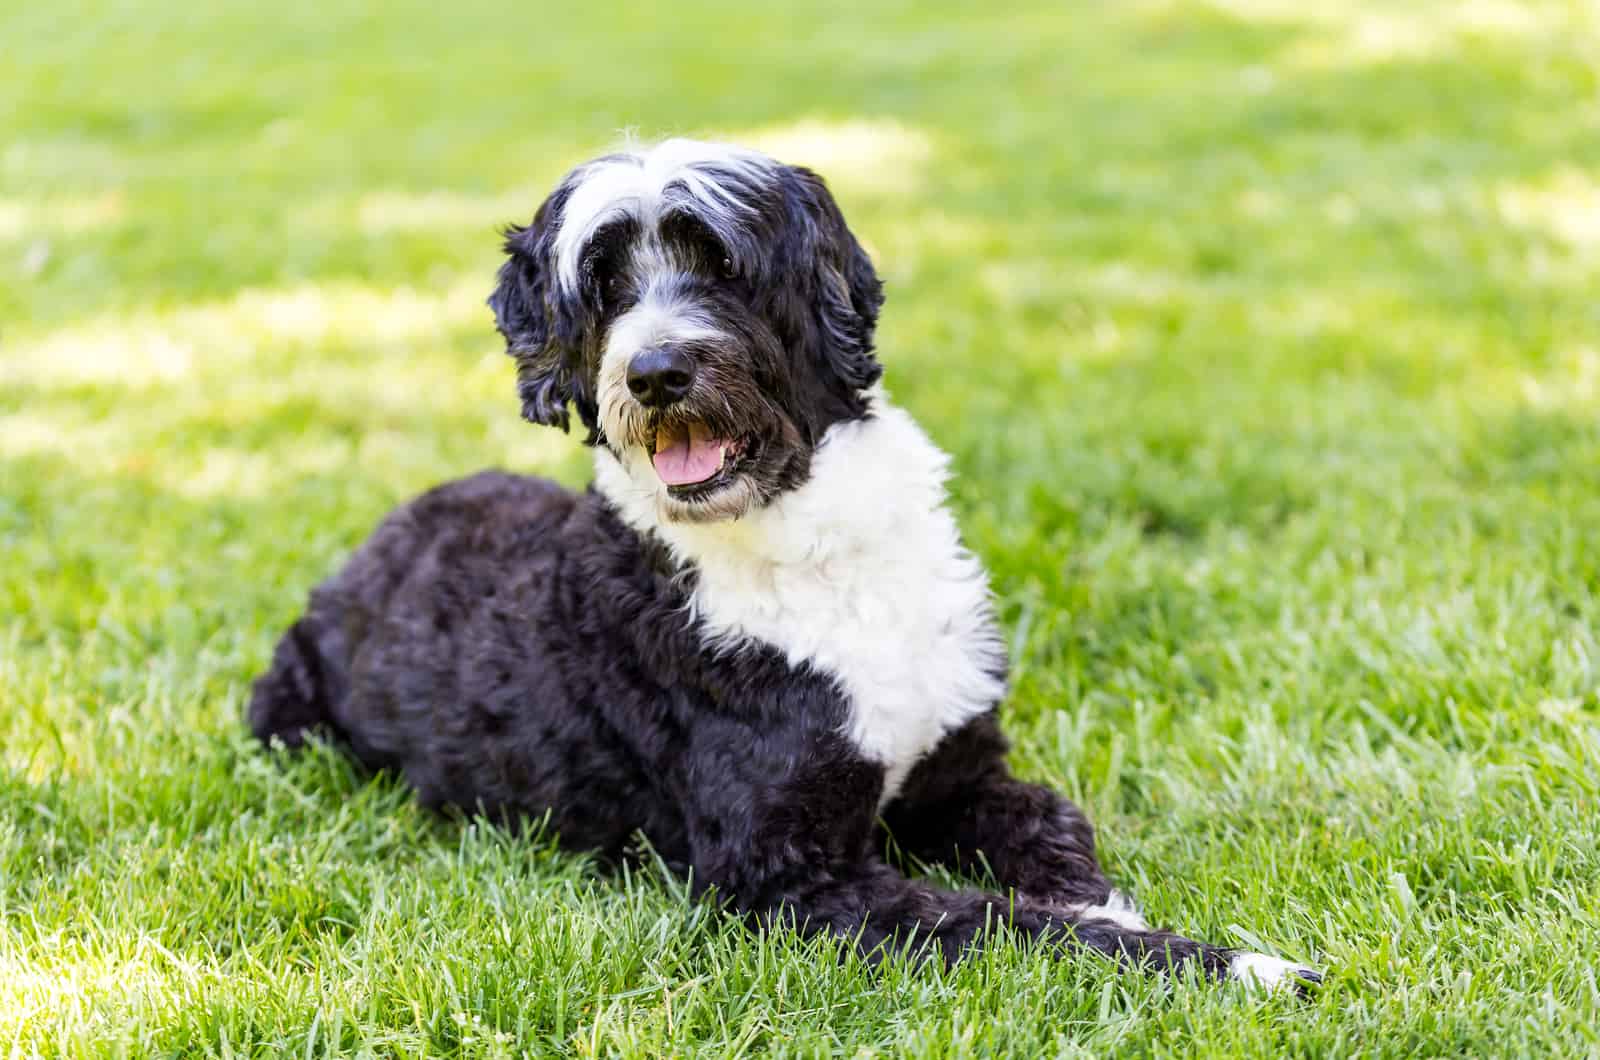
[249, 139, 1318, 991]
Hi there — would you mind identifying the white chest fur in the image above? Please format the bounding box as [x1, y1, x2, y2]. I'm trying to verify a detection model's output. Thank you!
[594, 397, 1008, 801]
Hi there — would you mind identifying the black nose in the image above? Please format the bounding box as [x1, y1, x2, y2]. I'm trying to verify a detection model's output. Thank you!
[626, 347, 696, 408]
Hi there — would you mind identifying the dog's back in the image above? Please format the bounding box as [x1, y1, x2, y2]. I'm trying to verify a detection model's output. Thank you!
[249, 470, 576, 764]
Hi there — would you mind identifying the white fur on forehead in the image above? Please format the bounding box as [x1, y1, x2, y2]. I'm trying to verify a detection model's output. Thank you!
[552, 139, 780, 295]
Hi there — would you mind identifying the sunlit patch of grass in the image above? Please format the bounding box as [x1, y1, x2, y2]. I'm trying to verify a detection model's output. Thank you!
[1275, 2, 1558, 67]
[1498, 168, 1600, 251]
[1174, 0, 1581, 52]
[2, 278, 491, 388]
[733, 117, 936, 197]
[0, 192, 126, 240]
[1515, 346, 1600, 411]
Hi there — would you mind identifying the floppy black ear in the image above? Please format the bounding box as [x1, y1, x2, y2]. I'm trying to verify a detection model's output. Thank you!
[488, 193, 575, 431]
[789, 166, 885, 394]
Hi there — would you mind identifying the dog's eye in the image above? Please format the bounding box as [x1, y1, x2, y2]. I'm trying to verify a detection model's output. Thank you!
[719, 256, 736, 280]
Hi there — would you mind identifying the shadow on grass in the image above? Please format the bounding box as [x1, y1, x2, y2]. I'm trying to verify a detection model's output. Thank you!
[5, 1, 1596, 327]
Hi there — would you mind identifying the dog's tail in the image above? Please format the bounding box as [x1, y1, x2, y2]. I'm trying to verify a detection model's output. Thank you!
[248, 614, 348, 750]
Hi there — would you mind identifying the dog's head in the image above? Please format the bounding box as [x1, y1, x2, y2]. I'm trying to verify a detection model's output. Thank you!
[488, 139, 884, 523]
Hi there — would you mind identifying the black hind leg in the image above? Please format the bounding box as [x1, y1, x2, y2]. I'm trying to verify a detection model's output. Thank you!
[248, 615, 347, 749]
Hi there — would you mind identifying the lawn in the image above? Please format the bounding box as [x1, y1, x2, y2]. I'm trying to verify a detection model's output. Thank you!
[4, 0, 1600, 1055]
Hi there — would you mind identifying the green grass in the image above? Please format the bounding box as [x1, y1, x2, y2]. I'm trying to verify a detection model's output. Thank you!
[4, 0, 1600, 1054]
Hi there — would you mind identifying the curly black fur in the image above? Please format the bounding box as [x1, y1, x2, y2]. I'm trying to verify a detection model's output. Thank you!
[251, 471, 1232, 974]
[250, 141, 1317, 989]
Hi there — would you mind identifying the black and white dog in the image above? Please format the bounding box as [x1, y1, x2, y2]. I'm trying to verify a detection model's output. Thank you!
[250, 139, 1317, 991]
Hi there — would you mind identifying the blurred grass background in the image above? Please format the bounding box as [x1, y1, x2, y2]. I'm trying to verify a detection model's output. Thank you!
[3, 0, 1600, 1055]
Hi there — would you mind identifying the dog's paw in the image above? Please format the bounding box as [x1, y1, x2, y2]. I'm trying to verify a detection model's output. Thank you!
[1228, 952, 1323, 995]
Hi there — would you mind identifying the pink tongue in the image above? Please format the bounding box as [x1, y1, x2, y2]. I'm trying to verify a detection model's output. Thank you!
[652, 422, 725, 486]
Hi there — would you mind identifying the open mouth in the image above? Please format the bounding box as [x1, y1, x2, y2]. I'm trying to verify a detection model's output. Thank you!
[651, 422, 749, 494]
